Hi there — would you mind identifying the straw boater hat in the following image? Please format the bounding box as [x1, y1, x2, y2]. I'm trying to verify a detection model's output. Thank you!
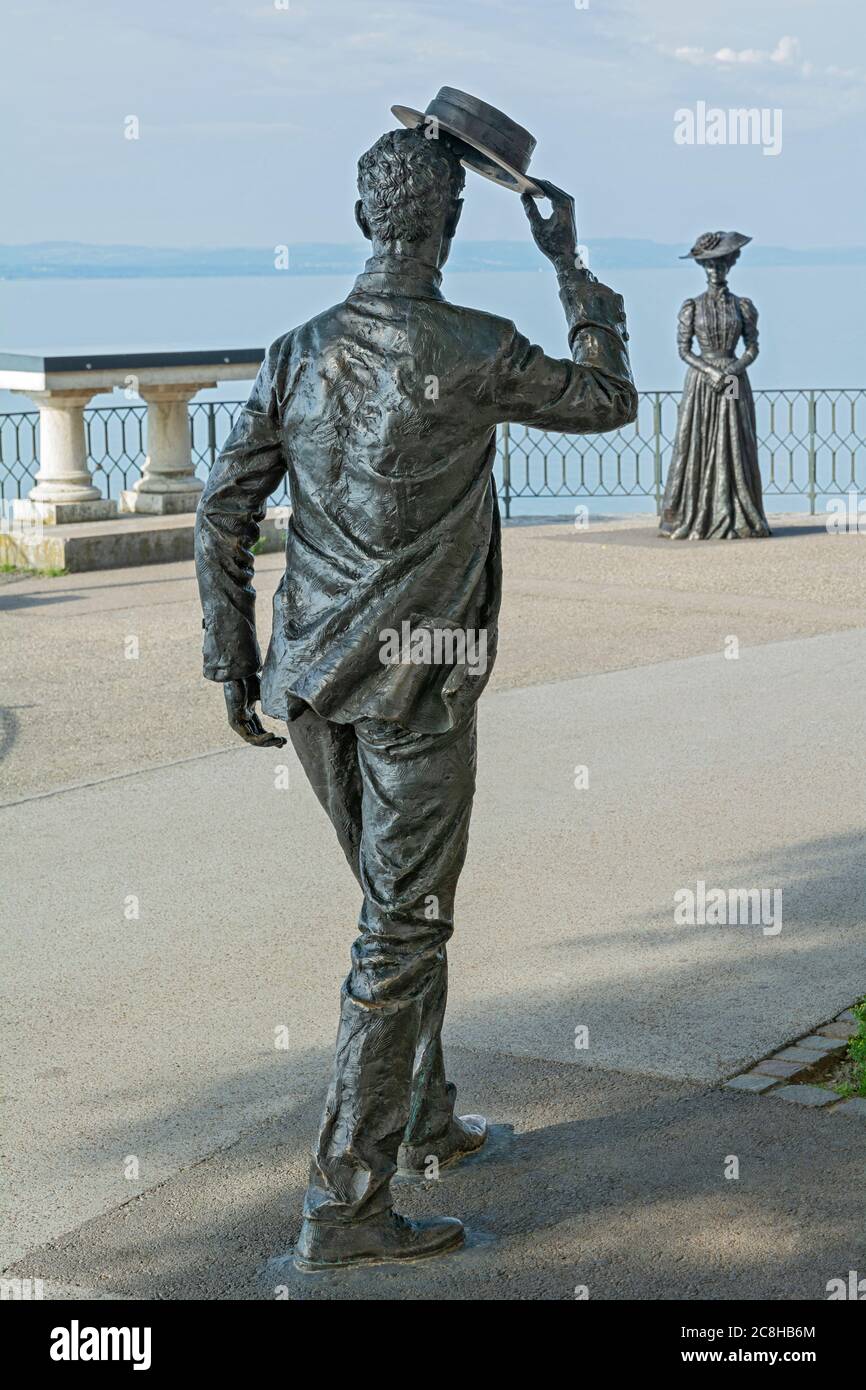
[391, 87, 543, 197]
[681, 231, 752, 260]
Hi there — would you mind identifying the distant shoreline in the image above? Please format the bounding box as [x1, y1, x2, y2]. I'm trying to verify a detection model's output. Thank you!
[2, 240, 863, 280]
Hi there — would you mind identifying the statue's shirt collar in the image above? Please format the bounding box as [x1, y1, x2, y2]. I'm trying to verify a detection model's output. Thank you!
[350, 254, 444, 301]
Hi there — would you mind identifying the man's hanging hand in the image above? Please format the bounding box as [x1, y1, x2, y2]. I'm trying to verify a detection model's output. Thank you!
[223, 673, 287, 748]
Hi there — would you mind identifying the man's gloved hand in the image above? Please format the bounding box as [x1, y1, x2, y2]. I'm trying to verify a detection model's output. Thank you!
[521, 179, 591, 277]
[223, 673, 287, 748]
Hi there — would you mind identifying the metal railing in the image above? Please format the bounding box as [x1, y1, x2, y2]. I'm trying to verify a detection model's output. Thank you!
[2, 389, 863, 518]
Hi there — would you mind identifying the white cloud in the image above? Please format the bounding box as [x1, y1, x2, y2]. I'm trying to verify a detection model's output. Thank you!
[670, 33, 861, 84]
[714, 48, 764, 65]
[769, 36, 801, 66]
[674, 34, 802, 70]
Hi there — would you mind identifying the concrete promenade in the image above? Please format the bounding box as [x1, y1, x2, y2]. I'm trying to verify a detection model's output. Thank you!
[1, 514, 864, 1299]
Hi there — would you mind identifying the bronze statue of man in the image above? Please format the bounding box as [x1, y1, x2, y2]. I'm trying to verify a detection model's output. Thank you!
[195, 94, 637, 1272]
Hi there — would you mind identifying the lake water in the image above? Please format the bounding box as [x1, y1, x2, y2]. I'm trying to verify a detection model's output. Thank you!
[2, 267, 863, 516]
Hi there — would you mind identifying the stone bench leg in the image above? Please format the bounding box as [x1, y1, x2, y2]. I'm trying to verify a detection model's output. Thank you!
[120, 383, 215, 515]
[12, 389, 117, 524]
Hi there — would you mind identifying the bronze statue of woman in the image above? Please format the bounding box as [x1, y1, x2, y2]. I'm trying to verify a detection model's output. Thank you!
[659, 231, 771, 539]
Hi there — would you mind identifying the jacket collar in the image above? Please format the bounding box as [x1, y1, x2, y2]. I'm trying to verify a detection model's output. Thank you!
[350, 254, 444, 301]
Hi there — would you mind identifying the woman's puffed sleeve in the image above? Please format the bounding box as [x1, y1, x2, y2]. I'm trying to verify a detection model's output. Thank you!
[738, 297, 759, 366]
[676, 299, 696, 358]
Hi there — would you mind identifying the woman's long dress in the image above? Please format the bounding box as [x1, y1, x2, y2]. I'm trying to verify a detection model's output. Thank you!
[660, 289, 770, 539]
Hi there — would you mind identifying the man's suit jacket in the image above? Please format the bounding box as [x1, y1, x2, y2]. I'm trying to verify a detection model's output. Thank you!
[195, 253, 637, 733]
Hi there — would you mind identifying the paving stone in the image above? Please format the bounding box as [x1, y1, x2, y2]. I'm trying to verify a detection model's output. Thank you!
[774, 1085, 835, 1108]
[755, 1058, 812, 1078]
[835, 1010, 859, 1023]
[818, 1021, 858, 1039]
[831, 1097, 866, 1117]
[724, 1072, 779, 1093]
[797, 1035, 845, 1052]
[775, 1047, 821, 1064]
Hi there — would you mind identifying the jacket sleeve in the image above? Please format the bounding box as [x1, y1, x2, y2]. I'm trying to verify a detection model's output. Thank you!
[195, 339, 288, 681]
[491, 263, 638, 433]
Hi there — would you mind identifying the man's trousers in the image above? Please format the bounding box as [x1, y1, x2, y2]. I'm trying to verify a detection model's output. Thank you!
[288, 704, 478, 1224]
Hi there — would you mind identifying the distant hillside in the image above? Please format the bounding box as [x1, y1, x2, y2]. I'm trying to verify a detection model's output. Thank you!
[1, 240, 864, 279]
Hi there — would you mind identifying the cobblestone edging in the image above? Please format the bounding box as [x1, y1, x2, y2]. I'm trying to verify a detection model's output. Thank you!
[724, 1009, 866, 1116]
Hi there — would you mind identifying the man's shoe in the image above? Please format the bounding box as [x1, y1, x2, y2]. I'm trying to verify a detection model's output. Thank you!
[397, 1113, 488, 1176]
[294, 1209, 464, 1272]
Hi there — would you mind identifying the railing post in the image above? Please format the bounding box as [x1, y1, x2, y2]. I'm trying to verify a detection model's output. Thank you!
[653, 392, 663, 515]
[8, 389, 116, 524]
[120, 383, 214, 515]
[501, 420, 511, 520]
[807, 390, 817, 516]
[207, 401, 217, 469]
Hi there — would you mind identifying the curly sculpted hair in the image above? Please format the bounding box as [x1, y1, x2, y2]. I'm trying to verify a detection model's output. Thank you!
[357, 128, 465, 245]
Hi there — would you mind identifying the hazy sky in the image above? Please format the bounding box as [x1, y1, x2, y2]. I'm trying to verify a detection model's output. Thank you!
[3, 0, 864, 248]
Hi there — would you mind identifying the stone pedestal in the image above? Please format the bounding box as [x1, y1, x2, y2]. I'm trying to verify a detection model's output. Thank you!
[120, 383, 215, 515]
[11, 390, 117, 525]
[0, 507, 289, 574]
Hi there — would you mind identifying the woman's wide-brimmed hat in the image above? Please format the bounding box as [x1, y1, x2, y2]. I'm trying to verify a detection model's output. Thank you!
[391, 87, 543, 196]
[681, 231, 752, 260]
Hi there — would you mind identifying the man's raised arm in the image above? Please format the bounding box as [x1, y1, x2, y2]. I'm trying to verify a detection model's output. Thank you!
[492, 180, 638, 434]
